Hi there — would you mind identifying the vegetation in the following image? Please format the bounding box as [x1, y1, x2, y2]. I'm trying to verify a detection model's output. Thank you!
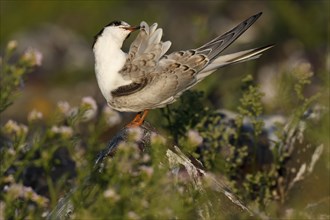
[1, 38, 328, 219]
[1, 1, 329, 219]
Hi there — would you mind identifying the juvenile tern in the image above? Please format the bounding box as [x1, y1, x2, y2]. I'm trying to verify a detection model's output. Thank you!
[93, 12, 273, 127]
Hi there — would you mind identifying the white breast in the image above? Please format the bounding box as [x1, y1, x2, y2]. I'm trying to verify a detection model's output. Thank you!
[93, 39, 132, 102]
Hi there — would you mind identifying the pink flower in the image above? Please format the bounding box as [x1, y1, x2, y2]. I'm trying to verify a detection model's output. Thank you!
[7, 40, 18, 52]
[3, 120, 28, 137]
[80, 96, 98, 121]
[50, 125, 73, 138]
[27, 109, 43, 122]
[187, 130, 203, 146]
[102, 106, 122, 126]
[57, 101, 71, 117]
[22, 48, 43, 66]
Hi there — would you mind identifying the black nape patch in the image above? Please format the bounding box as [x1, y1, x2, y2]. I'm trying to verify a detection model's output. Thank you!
[92, 20, 125, 48]
[107, 20, 123, 27]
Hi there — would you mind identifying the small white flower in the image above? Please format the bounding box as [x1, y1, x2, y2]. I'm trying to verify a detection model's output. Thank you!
[103, 188, 115, 198]
[3, 175, 15, 184]
[80, 96, 97, 121]
[8, 148, 16, 156]
[41, 211, 49, 218]
[187, 130, 203, 146]
[127, 211, 140, 220]
[50, 126, 73, 138]
[22, 48, 43, 66]
[50, 126, 60, 134]
[150, 133, 166, 145]
[4, 120, 20, 133]
[141, 199, 149, 208]
[81, 96, 97, 109]
[7, 40, 18, 51]
[5, 184, 48, 207]
[27, 109, 43, 122]
[102, 106, 122, 126]
[127, 127, 143, 142]
[140, 166, 154, 177]
[60, 126, 73, 137]
[297, 62, 313, 75]
[57, 101, 71, 117]
[3, 120, 28, 137]
[142, 154, 151, 163]
[34, 51, 43, 66]
[103, 188, 120, 201]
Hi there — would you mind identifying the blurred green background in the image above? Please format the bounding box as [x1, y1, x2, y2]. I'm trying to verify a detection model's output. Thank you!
[0, 0, 329, 218]
[1, 0, 328, 122]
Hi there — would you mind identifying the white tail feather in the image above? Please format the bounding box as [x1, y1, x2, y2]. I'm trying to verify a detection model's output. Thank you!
[202, 45, 274, 73]
[197, 45, 274, 81]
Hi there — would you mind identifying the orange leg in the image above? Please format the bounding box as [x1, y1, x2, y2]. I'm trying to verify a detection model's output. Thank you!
[126, 109, 149, 127]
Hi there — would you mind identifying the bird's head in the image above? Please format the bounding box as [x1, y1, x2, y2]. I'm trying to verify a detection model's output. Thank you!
[93, 20, 140, 49]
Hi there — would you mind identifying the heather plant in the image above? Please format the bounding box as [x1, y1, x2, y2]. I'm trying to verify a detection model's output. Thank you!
[160, 62, 327, 217]
[0, 41, 42, 113]
[0, 40, 328, 220]
[1, 42, 113, 218]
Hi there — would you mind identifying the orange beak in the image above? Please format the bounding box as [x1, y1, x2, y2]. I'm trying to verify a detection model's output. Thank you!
[123, 25, 140, 32]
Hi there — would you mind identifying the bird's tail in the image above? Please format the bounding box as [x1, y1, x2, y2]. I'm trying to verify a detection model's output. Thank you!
[196, 44, 274, 80]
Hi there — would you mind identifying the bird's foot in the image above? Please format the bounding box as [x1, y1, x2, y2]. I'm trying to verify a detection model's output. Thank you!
[126, 110, 149, 128]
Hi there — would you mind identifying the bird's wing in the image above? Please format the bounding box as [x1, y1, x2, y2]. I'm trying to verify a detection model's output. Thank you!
[155, 50, 209, 96]
[113, 13, 271, 103]
[126, 22, 171, 62]
[138, 12, 270, 102]
[112, 22, 171, 97]
[112, 50, 210, 106]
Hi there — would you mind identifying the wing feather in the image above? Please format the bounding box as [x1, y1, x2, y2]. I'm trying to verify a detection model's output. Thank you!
[120, 21, 171, 80]
[112, 14, 272, 111]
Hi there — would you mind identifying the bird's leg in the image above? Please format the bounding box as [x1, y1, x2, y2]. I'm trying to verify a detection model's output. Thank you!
[126, 109, 149, 127]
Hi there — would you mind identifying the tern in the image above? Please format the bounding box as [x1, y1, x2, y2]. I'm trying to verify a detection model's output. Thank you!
[93, 12, 273, 127]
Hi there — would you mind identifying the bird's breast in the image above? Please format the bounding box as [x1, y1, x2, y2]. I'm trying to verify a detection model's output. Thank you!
[94, 47, 132, 102]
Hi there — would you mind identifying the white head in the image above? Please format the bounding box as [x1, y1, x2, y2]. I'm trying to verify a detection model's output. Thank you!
[93, 20, 140, 49]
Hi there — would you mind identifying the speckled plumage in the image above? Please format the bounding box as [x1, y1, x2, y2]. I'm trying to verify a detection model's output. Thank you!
[93, 13, 273, 112]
